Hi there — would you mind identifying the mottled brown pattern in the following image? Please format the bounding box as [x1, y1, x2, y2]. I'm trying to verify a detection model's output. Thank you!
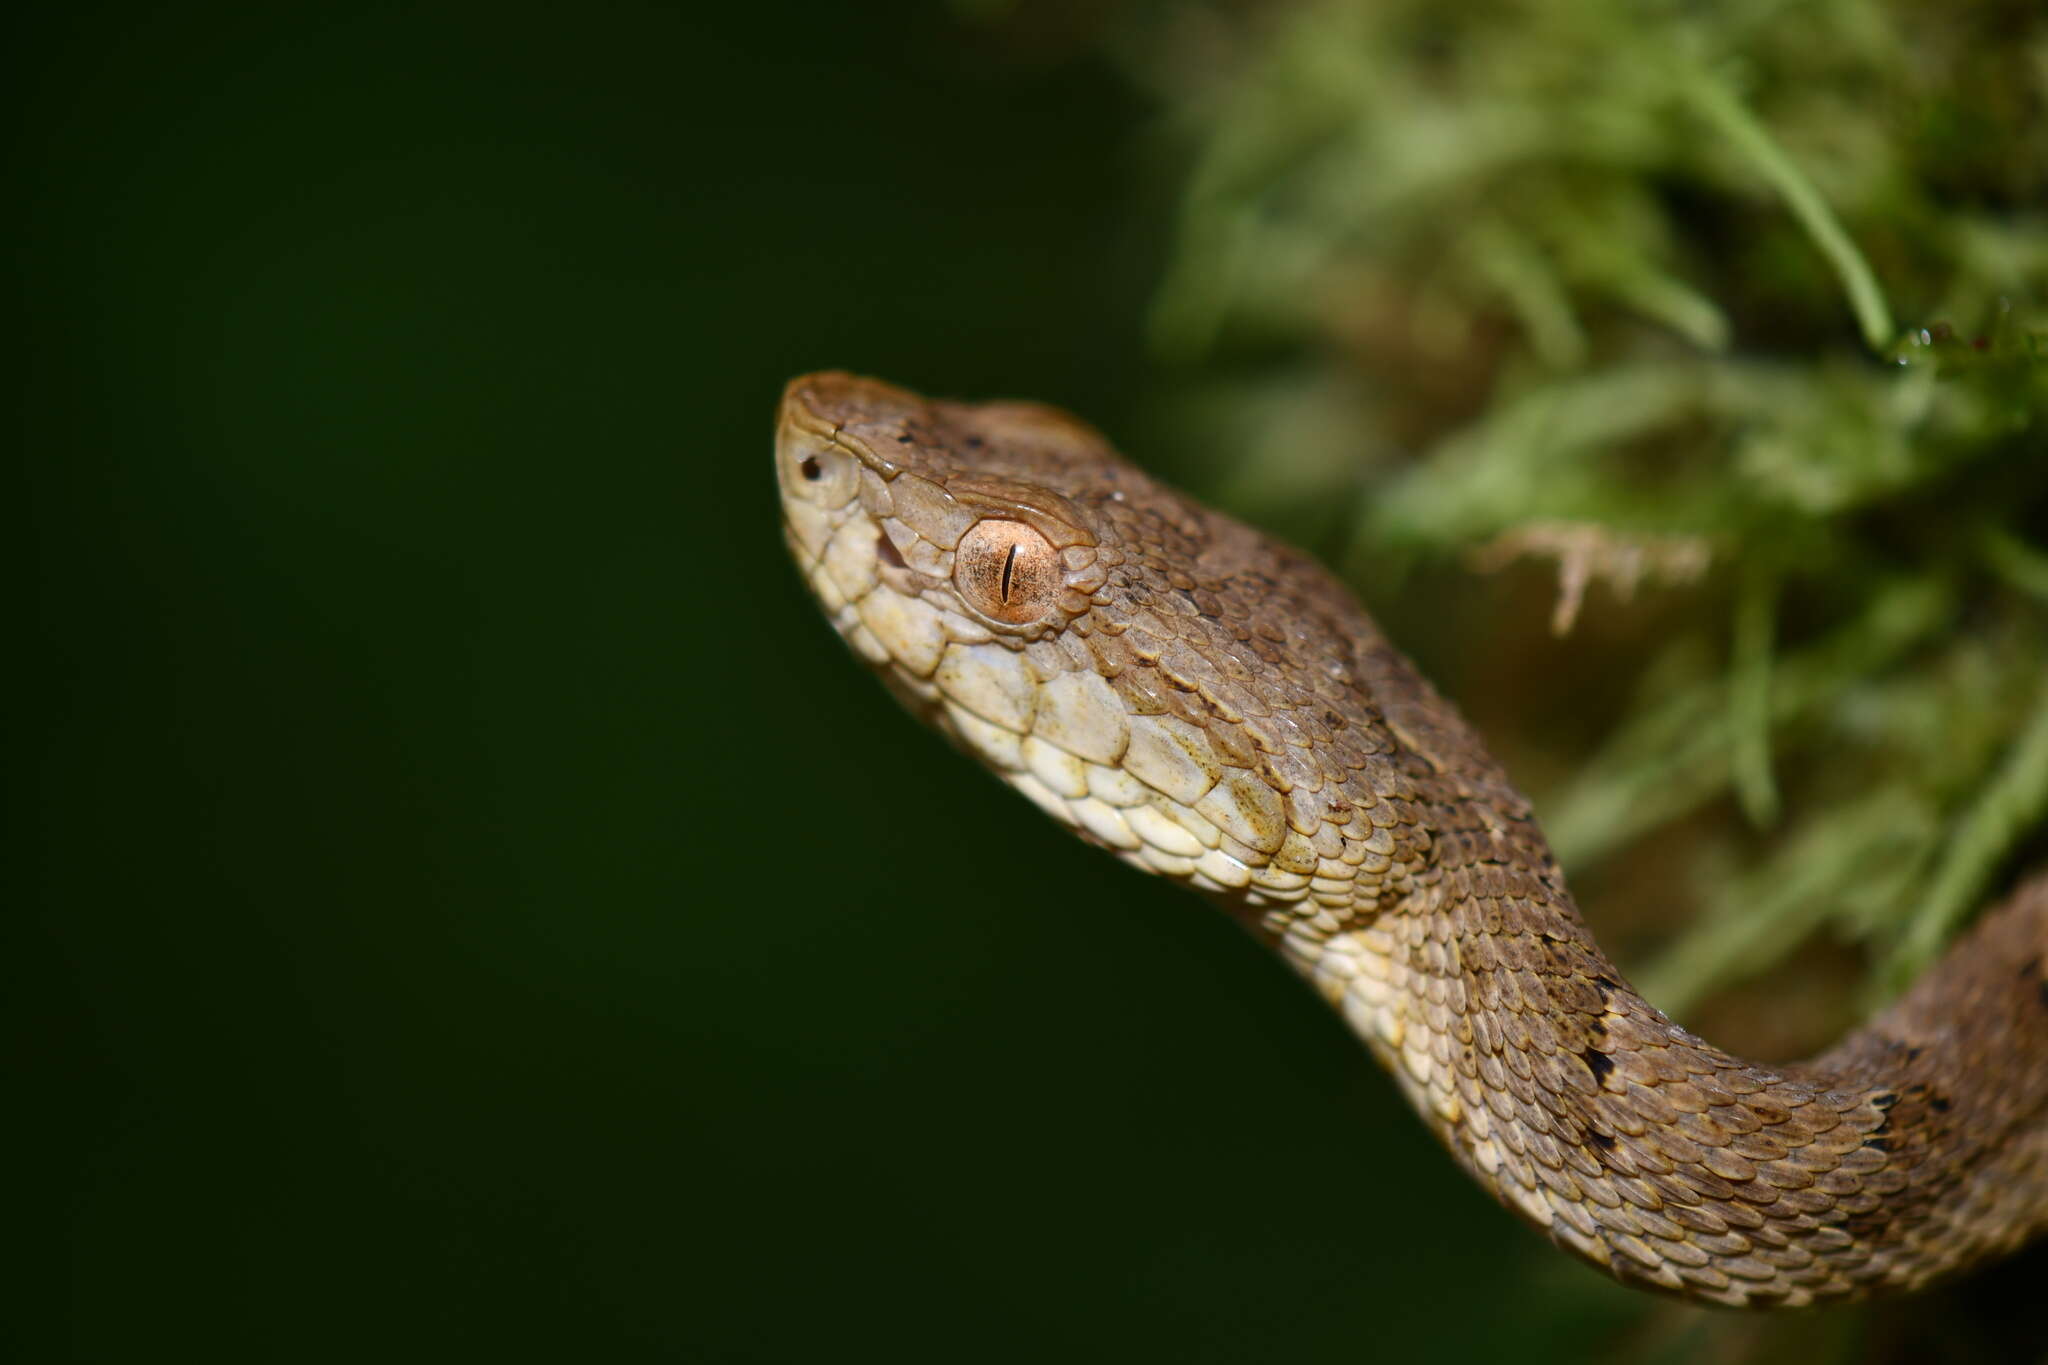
[774, 372, 2048, 1307]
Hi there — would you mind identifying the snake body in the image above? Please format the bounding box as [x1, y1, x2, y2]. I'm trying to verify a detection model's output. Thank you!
[774, 372, 2048, 1306]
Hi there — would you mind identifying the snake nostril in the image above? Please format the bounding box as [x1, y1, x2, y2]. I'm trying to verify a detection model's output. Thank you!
[799, 455, 823, 482]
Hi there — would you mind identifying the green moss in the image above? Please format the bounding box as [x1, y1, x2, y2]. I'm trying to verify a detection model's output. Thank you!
[1117, 0, 2048, 999]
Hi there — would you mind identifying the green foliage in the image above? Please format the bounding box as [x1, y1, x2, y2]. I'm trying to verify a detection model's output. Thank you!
[1120, 0, 2048, 999]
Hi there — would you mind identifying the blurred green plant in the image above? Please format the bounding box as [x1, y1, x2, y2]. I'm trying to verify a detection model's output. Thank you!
[1108, 0, 2048, 1003]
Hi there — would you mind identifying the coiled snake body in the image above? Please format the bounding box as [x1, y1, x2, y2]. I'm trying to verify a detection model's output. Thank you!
[775, 372, 2048, 1307]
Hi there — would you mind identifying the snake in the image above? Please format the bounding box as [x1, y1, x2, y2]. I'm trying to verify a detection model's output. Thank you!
[773, 371, 2048, 1307]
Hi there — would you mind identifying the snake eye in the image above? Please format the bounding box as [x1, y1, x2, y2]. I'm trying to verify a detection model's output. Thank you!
[954, 518, 1060, 624]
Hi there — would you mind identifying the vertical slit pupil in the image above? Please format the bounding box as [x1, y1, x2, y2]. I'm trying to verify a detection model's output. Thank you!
[1000, 543, 1018, 601]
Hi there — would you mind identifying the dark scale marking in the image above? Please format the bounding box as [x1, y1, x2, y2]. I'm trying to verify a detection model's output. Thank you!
[1581, 1047, 1616, 1085]
[1861, 1090, 1902, 1155]
[876, 533, 907, 569]
[1586, 1130, 1616, 1152]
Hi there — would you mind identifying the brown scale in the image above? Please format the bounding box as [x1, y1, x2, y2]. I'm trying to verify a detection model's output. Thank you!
[775, 372, 2048, 1308]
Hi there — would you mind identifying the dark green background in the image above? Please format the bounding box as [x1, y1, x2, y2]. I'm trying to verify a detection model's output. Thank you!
[18, 3, 2042, 1361]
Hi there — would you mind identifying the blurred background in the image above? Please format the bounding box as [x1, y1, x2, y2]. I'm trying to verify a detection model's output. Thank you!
[20, 1, 2047, 1361]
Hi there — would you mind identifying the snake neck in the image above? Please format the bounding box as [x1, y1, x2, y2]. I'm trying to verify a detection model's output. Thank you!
[1276, 789, 2048, 1306]
[1243, 607, 2048, 1303]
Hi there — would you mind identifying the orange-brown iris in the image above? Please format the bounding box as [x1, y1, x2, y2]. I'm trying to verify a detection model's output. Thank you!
[953, 518, 1060, 624]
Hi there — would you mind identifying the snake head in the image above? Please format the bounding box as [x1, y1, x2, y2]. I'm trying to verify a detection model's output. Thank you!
[775, 371, 1432, 939]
